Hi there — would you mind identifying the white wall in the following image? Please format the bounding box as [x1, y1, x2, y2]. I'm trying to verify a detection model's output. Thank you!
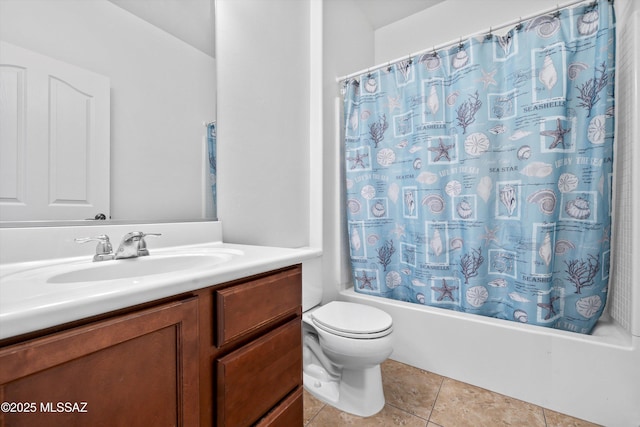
[0, 0, 216, 221]
[216, 0, 312, 248]
[374, 0, 560, 64]
[322, 0, 376, 303]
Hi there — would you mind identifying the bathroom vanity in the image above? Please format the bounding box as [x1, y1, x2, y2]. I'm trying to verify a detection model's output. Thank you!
[0, 264, 302, 426]
[0, 225, 319, 427]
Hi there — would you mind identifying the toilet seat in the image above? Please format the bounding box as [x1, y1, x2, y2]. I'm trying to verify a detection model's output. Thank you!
[310, 301, 393, 339]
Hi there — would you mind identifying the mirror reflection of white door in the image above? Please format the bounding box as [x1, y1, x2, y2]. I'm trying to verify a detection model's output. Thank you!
[0, 41, 110, 222]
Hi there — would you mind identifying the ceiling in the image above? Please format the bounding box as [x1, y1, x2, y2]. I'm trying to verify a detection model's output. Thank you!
[352, 0, 444, 29]
[108, 0, 215, 57]
[108, 0, 445, 58]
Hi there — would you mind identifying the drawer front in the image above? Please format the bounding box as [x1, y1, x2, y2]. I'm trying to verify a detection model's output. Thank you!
[216, 265, 301, 346]
[255, 386, 303, 427]
[216, 319, 301, 427]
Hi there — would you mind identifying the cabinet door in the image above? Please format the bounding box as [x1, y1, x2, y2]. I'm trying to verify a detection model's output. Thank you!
[216, 319, 301, 427]
[0, 297, 199, 427]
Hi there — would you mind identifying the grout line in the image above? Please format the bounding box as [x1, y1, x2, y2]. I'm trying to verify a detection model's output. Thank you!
[427, 376, 445, 426]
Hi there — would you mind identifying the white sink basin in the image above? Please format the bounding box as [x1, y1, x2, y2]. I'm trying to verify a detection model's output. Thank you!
[47, 253, 232, 284]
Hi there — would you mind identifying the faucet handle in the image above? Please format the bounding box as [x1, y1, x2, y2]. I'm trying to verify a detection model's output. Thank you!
[75, 235, 115, 262]
[137, 232, 161, 256]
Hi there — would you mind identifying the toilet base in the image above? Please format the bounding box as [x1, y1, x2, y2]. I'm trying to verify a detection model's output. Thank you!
[303, 363, 385, 417]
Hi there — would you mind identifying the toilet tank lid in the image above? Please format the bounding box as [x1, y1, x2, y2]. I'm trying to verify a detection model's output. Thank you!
[311, 301, 392, 334]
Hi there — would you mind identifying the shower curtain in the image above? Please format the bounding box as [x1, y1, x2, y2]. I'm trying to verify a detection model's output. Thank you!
[207, 122, 217, 219]
[343, 0, 615, 334]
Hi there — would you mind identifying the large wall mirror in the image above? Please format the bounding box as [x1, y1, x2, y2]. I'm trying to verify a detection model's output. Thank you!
[0, 0, 217, 225]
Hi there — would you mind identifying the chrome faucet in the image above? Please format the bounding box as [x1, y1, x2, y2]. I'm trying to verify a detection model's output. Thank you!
[115, 231, 161, 259]
[74, 235, 115, 262]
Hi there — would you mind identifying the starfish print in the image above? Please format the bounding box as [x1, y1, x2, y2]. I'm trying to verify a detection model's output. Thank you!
[541, 118, 571, 149]
[428, 138, 454, 162]
[431, 278, 458, 302]
[537, 295, 561, 320]
[477, 68, 497, 89]
[387, 95, 401, 112]
[347, 151, 368, 169]
[355, 270, 375, 290]
[480, 225, 500, 246]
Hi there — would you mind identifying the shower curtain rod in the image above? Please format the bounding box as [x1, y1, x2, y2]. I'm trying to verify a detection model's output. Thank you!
[336, 0, 598, 83]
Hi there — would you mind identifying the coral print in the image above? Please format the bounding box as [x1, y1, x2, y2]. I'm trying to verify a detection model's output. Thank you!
[342, 0, 614, 334]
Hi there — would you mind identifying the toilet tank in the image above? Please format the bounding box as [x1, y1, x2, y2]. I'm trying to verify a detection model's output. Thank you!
[302, 266, 323, 312]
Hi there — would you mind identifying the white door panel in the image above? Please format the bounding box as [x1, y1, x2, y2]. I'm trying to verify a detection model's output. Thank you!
[0, 41, 110, 221]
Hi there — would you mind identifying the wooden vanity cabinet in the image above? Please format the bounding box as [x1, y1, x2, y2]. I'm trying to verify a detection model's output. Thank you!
[0, 264, 303, 427]
[198, 264, 303, 427]
[0, 296, 199, 427]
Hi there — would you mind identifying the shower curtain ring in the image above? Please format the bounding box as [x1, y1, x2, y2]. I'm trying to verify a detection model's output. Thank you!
[485, 26, 493, 40]
[458, 37, 463, 50]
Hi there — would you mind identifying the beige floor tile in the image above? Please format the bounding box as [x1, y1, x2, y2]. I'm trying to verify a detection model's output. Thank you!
[382, 359, 444, 420]
[430, 377, 546, 427]
[303, 388, 326, 425]
[306, 403, 428, 427]
[544, 408, 602, 427]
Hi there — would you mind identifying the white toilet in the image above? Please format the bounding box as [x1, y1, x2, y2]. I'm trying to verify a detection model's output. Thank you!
[302, 298, 393, 417]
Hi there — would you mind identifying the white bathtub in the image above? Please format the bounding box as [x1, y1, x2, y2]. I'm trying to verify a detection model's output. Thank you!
[339, 287, 640, 426]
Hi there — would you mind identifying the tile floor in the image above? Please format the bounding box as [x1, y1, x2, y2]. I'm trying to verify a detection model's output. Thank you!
[303, 359, 600, 427]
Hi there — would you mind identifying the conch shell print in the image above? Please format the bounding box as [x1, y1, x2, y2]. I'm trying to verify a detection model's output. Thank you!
[405, 190, 416, 216]
[526, 14, 560, 38]
[350, 227, 361, 252]
[477, 176, 492, 202]
[452, 49, 469, 69]
[364, 77, 378, 93]
[539, 54, 558, 91]
[388, 182, 400, 203]
[430, 229, 443, 257]
[456, 199, 473, 219]
[513, 310, 529, 323]
[499, 185, 517, 216]
[568, 62, 588, 80]
[349, 108, 359, 131]
[565, 197, 591, 220]
[422, 194, 445, 214]
[577, 9, 599, 36]
[427, 84, 440, 115]
[520, 162, 553, 178]
[538, 232, 553, 267]
[419, 52, 441, 71]
[417, 171, 438, 184]
[527, 189, 557, 214]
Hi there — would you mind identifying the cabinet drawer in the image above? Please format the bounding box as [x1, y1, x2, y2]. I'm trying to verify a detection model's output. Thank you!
[215, 265, 301, 346]
[255, 386, 303, 427]
[216, 319, 301, 427]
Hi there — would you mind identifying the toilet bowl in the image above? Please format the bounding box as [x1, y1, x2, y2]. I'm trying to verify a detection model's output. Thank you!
[302, 301, 393, 417]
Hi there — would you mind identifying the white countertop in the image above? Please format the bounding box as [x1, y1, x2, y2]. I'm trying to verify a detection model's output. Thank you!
[0, 241, 321, 340]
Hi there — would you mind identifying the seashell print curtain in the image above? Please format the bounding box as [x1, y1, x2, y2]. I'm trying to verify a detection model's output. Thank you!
[207, 122, 217, 219]
[342, 0, 615, 334]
